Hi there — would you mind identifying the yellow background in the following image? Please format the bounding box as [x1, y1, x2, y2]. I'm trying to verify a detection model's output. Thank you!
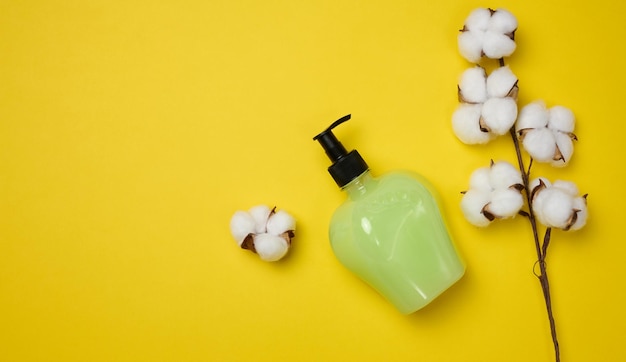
[1, 1, 624, 361]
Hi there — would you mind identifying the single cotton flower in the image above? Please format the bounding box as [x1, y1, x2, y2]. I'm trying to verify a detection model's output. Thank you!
[458, 8, 518, 63]
[453, 66, 518, 144]
[461, 160, 524, 226]
[530, 178, 588, 231]
[230, 205, 296, 261]
[516, 101, 577, 167]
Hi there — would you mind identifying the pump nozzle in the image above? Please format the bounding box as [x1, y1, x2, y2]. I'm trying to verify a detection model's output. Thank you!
[313, 114, 369, 188]
[318, 114, 352, 135]
[313, 114, 351, 161]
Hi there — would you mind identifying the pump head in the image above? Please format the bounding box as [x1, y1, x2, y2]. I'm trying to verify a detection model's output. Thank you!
[313, 114, 369, 188]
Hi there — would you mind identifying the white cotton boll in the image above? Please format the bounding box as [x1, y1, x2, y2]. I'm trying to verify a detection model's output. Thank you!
[253, 233, 289, 262]
[482, 32, 516, 59]
[230, 211, 257, 245]
[464, 8, 492, 31]
[517, 101, 549, 130]
[482, 97, 518, 135]
[458, 31, 484, 63]
[452, 104, 494, 144]
[553, 180, 579, 197]
[489, 188, 523, 218]
[535, 189, 574, 229]
[489, 161, 522, 189]
[487, 66, 518, 98]
[552, 132, 574, 167]
[266, 209, 296, 235]
[548, 106, 575, 133]
[459, 67, 487, 103]
[488, 9, 518, 34]
[522, 128, 557, 162]
[532, 179, 588, 231]
[469, 167, 492, 192]
[249, 205, 271, 234]
[460, 189, 492, 227]
[569, 197, 588, 231]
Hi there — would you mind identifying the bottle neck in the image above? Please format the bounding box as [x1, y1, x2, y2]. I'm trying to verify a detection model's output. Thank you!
[342, 170, 375, 200]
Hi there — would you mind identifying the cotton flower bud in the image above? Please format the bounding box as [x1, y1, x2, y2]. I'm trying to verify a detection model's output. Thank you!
[516, 101, 577, 167]
[229, 205, 296, 261]
[530, 178, 588, 231]
[458, 8, 518, 63]
[453, 66, 518, 144]
[461, 161, 524, 226]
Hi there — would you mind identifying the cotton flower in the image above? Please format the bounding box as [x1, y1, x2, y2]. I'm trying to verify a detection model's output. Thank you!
[516, 101, 577, 167]
[230, 205, 296, 261]
[461, 161, 524, 226]
[458, 8, 518, 63]
[530, 178, 588, 231]
[453, 66, 518, 144]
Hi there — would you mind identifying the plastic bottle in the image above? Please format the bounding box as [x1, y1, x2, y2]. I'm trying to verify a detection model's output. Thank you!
[313, 115, 465, 314]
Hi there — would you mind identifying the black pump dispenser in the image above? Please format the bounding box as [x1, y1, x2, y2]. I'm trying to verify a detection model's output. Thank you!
[313, 114, 369, 188]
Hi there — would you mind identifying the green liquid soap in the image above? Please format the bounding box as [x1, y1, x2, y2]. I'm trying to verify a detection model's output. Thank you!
[314, 115, 465, 314]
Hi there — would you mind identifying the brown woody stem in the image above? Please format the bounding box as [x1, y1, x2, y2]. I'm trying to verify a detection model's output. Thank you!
[510, 127, 560, 362]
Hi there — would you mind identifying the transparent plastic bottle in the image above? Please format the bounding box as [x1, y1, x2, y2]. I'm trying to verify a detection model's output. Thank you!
[313, 115, 465, 314]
